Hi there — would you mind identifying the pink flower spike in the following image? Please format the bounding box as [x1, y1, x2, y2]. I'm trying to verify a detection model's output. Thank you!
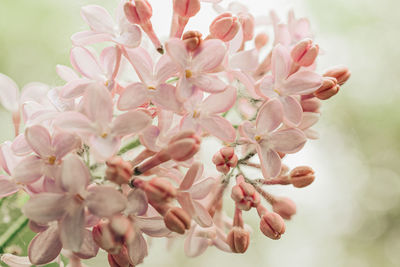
[124, 0, 163, 54]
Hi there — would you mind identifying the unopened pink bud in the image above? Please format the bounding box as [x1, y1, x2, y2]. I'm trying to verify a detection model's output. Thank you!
[227, 227, 250, 253]
[182, 30, 203, 51]
[210, 13, 240, 42]
[139, 178, 176, 203]
[212, 147, 238, 174]
[272, 197, 297, 220]
[300, 97, 321, 113]
[110, 215, 135, 244]
[259, 212, 286, 240]
[164, 207, 191, 234]
[254, 33, 269, 50]
[124, 0, 152, 25]
[166, 138, 200, 161]
[231, 176, 260, 211]
[238, 13, 255, 41]
[291, 38, 319, 67]
[314, 77, 340, 100]
[106, 157, 133, 185]
[289, 166, 315, 188]
[108, 246, 131, 267]
[323, 65, 351, 85]
[92, 221, 121, 254]
[173, 0, 200, 18]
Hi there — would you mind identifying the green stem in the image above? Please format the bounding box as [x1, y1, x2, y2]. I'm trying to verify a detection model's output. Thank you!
[0, 216, 29, 253]
[117, 139, 141, 155]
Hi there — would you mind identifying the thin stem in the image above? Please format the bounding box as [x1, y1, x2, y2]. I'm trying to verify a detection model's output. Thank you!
[117, 139, 141, 155]
[0, 216, 29, 253]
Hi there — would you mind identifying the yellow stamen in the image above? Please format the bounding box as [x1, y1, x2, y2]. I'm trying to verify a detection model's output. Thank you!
[274, 89, 281, 96]
[101, 133, 108, 138]
[255, 135, 262, 142]
[185, 69, 193, 78]
[48, 156, 56, 165]
[193, 110, 200, 118]
[104, 80, 110, 87]
[148, 85, 156, 90]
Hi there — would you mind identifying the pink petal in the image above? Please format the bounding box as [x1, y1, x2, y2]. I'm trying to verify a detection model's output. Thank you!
[229, 70, 258, 99]
[257, 75, 278, 99]
[82, 86, 113, 124]
[81, 5, 115, 34]
[22, 193, 67, 224]
[300, 112, 320, 129]
[273, 24, 291, 47]
[0, 177, 18, 198]
[256, 145, 281, 178]
[152, 83, 182, 113]
[283, 70, 323, 95]
[177, 75, 196, 100]
[127, 233, 148, 265]
[155, 55, 179, 84]
[0, 73, 19, 112]
[281, 95, 303, 126]
[60, 203, 85, 252]
[177, 192, 196, 218]
[126, 189, 148, 216]
[0, 141, 20, 174]
[201, 86, 236, 114]
[200, 115, 236, 142]
[256, 98, 283, 133]
[52, 131, 81, 159]
[136, 216, 170, 237]
[139, 125, 161, 152]
[89, 135, 120, 160]
[56, 111, 94, 135]
[230, 49, 258, 72]
[165, 38, 189, 69]
[25, 125, 52, 158]
[28, 224, 62, 265]
[192, 200, 213, 227]
[184, 227, 209, 257]
[71, 31, 113, 46]
[112, 110, 152, 137]
[114, 24, 142, 48]
[117, 83, 148, 110]
[192, 39, 226, 72]
[190, 177, 215, 199]
[192, 74, 227, 93]
[61, 155, 89, 195]
[86, 186, 127, 217]
[271, 44, 291, 82]
[56, 64, 79, 82]
[1, 254, 31, 267]
[239, 121, 256, 142]
[270, 128, 306, 153]
[70, 47, 103, 80]
[11, 133, 32, 156]
[13, 155, 43, 184]
[100, 46, 118, 79]
[74, 229, 99, 259]
[20, 82, 49, 104]
[123, 47, 154, 84]
[180, 162, 203, 190]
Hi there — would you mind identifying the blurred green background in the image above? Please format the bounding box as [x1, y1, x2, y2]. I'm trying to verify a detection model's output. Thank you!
[1, 0, 399, 266]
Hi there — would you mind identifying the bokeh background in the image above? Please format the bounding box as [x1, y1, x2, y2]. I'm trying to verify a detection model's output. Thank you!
[1, 0, 399, 266]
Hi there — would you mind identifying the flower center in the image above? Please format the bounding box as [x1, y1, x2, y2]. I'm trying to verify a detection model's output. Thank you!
[274, 89, 281, 96]
[255, 135, 262, 142]
[185, 69, 193, 78]
[148, 85, 156, 90]
[193, 110, 200, 118]
[47, 155, 57, 165]
[74, 194, 85, 203]
[101, 132, 108, 138]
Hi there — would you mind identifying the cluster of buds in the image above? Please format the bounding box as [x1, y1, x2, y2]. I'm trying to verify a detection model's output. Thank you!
[0, 0, 350, 266]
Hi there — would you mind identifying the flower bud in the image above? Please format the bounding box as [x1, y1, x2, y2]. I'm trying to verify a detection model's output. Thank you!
[182, 30, 203, 51]
[300, 97, 321, 113]
[231, 176, 260, 211]
[314, 77, 340, 100]
[289, 166, 315, 188]
[124, 0, 152, 25]
[227, 227, 250, 253]
[238, 13, 255, 41]
[166, 138, 200, 162]
[254, 33, 269, 50]
[106, 157, 133, 185]
[291, 38, 319, 67]
[164, 207, 191, 234]
[137, 177, 176, 203]
[259, 212, 285, 240]
[108, 245, 132, 267]
[323, 65, 351, 85]
[173, 0, 200, 18]
[272, 197, 297, 220]
[210, 13, 240, 42]
[110, 215, 135, 245]
[92, 221, 122, 254]
[212, 147, 238, 174]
